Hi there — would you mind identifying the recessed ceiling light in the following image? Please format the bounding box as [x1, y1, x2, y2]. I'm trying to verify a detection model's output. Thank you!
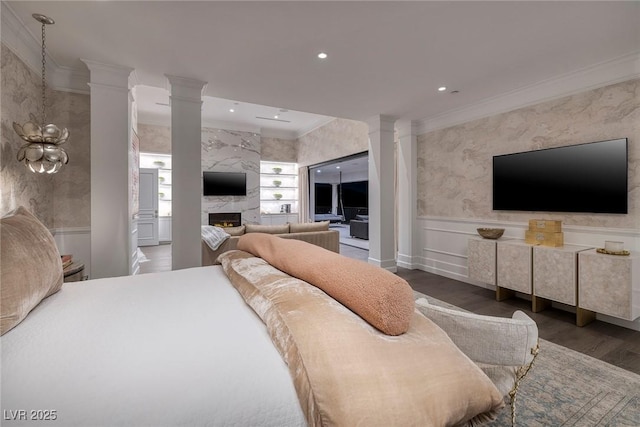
[438, 86, 447, 92]
[274, 114, 279, 119]
[317, 52, 328, 59]
[336, 166, 340, 169]
[229, 108, 235, 113]
[317, 170, 321, 173]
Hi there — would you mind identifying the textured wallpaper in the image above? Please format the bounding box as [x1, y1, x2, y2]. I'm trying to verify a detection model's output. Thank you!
[417, 79, 640, 229]
[1, 44, 55, 226]
[50, 88, 91, 228]
[296, 118, 369, 167]
[1, 44, 91, 228]
[138, 123, 171, 154]
[201, 128, 260, 225]
[261, 136, 298, 163]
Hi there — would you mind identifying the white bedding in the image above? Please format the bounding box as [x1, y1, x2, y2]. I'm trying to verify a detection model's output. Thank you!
[1, 266, 305, 426]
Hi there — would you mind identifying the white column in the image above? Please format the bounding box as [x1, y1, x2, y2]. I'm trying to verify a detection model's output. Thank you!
[166, 75, 207, 270]
[366, 115, 396, 272]
[82, 60, 134, 279]
[396, 120, 418, 269]
[331, 183, 339, 215]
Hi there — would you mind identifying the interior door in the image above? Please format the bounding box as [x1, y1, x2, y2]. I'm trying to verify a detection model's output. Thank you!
[138, 168, 159, 246]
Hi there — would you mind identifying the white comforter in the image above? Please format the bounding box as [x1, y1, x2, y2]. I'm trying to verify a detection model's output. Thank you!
[1, 266, 305, 426]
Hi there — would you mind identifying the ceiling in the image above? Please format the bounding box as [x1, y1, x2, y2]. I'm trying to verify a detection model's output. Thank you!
[5, 1, 640, 137]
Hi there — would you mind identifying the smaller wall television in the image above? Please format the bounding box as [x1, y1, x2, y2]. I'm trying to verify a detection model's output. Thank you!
[492, 138, 628, 214]
[203, 171, 246, 196]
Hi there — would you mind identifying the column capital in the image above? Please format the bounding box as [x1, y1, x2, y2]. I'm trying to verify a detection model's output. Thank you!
[81, 59, 134, 88]
[165, 75, 208, 101]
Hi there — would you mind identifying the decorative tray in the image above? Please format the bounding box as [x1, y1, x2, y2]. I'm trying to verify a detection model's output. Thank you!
[596, 248, 630, 256]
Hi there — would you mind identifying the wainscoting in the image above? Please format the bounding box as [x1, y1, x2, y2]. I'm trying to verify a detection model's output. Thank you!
[406, 216, 640, 331]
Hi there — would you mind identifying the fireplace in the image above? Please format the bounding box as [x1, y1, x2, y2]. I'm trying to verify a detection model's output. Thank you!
[209, 212, 241, 227]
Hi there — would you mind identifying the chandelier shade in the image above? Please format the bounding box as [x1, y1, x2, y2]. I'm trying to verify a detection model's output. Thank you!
[13, 14, 69, 174]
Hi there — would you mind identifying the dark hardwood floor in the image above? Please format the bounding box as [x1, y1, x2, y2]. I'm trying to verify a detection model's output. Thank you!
[397, 267, 640, 375]
[138, 243, 640, 375]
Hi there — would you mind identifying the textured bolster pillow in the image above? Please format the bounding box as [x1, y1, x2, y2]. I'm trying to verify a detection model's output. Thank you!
[237, 233, 414, 335]
[1, 206, 63, 335]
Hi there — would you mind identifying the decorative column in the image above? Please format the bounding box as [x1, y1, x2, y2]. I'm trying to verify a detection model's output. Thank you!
[166, 75, 207, 270]
[366, 115, 396, 271]
[82, 60, 135, 279]
[396, 120, 417, 269]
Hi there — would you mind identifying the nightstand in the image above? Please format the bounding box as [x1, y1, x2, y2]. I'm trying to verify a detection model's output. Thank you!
[63, 262, 87, 282]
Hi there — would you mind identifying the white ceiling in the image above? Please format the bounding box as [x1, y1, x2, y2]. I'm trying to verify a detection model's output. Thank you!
[5, 1, 640, 137]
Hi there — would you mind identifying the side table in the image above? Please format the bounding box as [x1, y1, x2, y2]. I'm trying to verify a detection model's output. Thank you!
[63, 262, 87, 282]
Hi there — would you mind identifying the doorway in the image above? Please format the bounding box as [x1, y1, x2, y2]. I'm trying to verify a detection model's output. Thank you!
[308, 152, 369, 250]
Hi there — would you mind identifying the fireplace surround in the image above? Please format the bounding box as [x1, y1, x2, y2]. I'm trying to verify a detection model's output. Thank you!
[209, 212, 241, 227]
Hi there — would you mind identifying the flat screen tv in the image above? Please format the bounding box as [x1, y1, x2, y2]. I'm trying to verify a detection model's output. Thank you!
[203, 171, 246, 196]
[492, 138, 628, 214]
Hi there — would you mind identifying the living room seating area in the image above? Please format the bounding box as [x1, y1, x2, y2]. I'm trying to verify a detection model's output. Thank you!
[350, 214, 369, 240]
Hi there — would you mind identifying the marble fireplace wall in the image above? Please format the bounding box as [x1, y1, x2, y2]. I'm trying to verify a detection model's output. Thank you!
[201, 128, 261, 225]
[417, 78, 640, 229]
[1, 43, 91, 229]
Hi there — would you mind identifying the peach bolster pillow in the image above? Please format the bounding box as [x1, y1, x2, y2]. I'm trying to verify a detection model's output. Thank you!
[237, 233, 414, 335]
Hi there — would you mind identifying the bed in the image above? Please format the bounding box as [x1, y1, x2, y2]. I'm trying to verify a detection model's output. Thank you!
[1, 207, 511, 426]
[1, 266, 306, 426]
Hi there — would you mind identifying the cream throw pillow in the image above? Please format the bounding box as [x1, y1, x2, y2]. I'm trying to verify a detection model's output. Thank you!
[1, 206, 63, 335]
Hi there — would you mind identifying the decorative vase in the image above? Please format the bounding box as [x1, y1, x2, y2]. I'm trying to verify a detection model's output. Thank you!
[274, 193, 283, 200]
[272, 167, 282, 174]
[273, 180, 282, 187]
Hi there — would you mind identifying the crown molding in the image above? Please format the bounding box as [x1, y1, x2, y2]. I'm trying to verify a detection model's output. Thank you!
[2, 3, 90, 94]
[417, 51, 640, 135]
[295, 117, 336, 139]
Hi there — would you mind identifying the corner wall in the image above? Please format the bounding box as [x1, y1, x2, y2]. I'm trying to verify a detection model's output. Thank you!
[413, 78, 640, 330]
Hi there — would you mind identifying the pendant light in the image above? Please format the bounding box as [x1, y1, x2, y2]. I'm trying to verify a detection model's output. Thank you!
[13, 13, 69, 174]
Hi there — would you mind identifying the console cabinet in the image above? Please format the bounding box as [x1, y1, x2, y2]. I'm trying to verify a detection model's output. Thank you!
[578, 249, 639, 321]
[468, 237, 497, 286]
[497, 240, 532, 294]
[468, 238, 605, 326]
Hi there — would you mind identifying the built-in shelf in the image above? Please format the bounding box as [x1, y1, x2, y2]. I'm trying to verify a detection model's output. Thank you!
[260, 161, 299, 217]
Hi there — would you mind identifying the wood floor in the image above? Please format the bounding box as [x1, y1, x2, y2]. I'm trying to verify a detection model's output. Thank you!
[138, 243, 640, 375]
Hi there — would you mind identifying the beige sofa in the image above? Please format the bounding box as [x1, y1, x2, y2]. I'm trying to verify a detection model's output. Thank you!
[202, 221, 340, 265]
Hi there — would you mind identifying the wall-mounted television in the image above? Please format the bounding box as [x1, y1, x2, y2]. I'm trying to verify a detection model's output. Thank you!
[203, 171, 246, 196]
[493, 138, 628, 214]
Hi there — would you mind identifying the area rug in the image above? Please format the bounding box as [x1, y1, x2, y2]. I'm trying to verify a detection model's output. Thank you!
[413, 292, 640, 427]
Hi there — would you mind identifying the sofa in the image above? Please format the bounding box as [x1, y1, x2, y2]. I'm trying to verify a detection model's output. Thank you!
[349, 214, 369, 240]
[202, 221, 339, 265]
